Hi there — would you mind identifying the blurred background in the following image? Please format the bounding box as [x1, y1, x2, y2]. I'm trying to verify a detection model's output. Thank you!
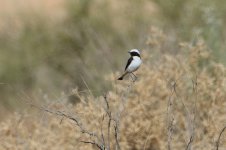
[1, 0, 226, 118]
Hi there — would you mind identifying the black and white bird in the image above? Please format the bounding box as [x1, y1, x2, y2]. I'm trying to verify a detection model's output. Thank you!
[118, 49, 142, 81]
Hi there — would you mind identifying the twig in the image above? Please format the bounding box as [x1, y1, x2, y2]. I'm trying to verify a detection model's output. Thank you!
[185, 76, 198, 150]
[103, 94, 111, 150]
[167, 83, 175, 150]
[101, 114, 106, 148]
[80, 75, 94, 97]
[80, 140, 103, 150]
[107, 113, 112, 150]
[114, 122, 121, 150]
[216, 125, 226, 150]
[186, 136, 194, 150]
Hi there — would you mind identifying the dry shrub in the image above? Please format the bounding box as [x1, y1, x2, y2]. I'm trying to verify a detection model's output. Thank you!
[1, 27, 226, 150]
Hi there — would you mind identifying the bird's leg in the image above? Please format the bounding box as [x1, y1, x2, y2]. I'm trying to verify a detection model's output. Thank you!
[129, 73, 135, 81]
[131, 73, 137, 81]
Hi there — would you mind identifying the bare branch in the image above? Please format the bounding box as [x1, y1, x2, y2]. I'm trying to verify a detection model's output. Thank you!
[104, 94, 110, 110]
[102, 80, 135, 150]
[166, 84, 175, 150]
[100, 114, 106, 149]
[107, 113, 112, 150]
[171, 75, 197, 150]
[186, 136, 194, 150]
[216, 125, 226, 150]
[103, 94, 111, 150]
[28, 103, 102, 147]
[185, 76, 198, 150]
[80, 140, 103, 150]
[114, 122, 121, 150]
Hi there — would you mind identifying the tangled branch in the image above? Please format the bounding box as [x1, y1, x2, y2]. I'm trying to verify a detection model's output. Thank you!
[29, 103, 103, 149]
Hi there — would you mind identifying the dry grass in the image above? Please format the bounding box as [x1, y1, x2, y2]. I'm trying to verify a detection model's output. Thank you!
[1, 28, 226, 149]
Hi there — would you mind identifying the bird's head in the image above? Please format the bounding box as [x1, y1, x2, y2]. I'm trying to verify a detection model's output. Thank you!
[128, 49, 141, 57]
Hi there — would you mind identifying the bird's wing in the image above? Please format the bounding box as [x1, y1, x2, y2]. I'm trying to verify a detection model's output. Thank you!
[125, 57, 133, 71]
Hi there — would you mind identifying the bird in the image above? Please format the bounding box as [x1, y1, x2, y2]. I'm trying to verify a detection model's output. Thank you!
[118, 49, 142, 81]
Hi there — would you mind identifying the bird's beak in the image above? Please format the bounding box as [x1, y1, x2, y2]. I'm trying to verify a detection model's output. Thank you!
[128, 51, 130, 53]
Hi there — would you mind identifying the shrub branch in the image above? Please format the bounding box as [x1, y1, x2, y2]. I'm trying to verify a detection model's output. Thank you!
[216, 125, 226, 150]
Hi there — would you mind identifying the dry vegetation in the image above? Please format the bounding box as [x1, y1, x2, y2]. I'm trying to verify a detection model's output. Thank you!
[1, 28, 226, 150]
[1, 0, 226, 149]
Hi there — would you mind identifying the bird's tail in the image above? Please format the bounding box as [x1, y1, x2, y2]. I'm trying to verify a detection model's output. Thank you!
[118, 76, 123, 80]
[118, 72, 128, 80]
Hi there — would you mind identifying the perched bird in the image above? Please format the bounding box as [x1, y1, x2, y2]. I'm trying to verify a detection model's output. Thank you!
[118, 49, 142, 81]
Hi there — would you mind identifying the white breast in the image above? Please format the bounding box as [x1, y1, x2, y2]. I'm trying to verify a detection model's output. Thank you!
[126, 56, 142, 73]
